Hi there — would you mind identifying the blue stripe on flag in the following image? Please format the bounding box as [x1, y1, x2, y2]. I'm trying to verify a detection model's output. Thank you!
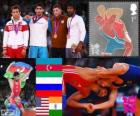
[36, 84, 62, 90]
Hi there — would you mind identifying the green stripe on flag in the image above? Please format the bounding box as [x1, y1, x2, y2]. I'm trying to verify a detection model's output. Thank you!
[4, 72, 26, 88]
[4, 72, 26, 79]
[4, 72, 13, 79]
[36, 71, 63, 77]
[49, 110, 62, 116]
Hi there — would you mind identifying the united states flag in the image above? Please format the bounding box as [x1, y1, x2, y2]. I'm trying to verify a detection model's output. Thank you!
[36, 98, 49, 116]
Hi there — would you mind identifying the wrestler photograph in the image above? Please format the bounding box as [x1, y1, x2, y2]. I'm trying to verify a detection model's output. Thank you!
[0, 59, 36, 116]
[62, 58, 140, 116]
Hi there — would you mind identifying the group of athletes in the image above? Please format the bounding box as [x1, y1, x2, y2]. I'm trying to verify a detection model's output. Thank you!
[3, 2, 86, 58]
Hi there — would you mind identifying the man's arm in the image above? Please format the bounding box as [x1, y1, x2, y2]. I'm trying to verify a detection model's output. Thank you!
[48, 18, 52, 33]
[96, 63, 128, 75]
[67, 91, 94, 113]
[3, 23, 9, 56]
[7, 78, 13, 90]
[75, 17, 86, 53]
[67, 91, 88, 108]
[22, 22, 29, 56]
[78, 17, 86, 42]
[123, 24, 133, 56]
[93, 88, 118, 110]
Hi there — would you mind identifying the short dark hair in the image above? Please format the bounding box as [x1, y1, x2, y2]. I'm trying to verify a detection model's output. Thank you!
[35, 3, 45, 9]
[11, 5, 21, 12]
[97, 87, 111, 97]
[53, 4, 62, 10]
[13, 72, 20, 77]
[67, 2, 76, 10]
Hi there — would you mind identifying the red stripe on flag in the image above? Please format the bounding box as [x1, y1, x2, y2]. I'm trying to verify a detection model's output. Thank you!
[36, 90, 62, 97]
[36, 65, 62, 71]
[9, 66, 29, 73]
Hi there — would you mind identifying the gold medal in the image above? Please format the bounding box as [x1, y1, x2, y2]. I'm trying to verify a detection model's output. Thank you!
[61, 20, 64, 24]
[54, 33, 57, 38]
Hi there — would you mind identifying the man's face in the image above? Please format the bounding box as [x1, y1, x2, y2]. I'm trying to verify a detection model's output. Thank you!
[97, 88, 108, 97]
[35, 6, 44, 16]
[14, 76, 20, 81]
[11, 9, 21, 20]
[53, 7, 62, 17]
[67, 6, 75, 17]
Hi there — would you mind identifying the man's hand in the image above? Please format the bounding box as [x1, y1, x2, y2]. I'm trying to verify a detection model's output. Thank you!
[84, 103, 95, 113]
[22, 48, 26, 57]
[24, 15, 31, 20]
[21, 108, 25, 113]
[71, 44, 77, 53]
[75, 41, 84, 53]
[3, 49, 7, 57]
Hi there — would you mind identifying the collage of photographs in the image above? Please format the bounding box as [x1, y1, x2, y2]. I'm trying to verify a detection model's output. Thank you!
[0, 0, 139, 116]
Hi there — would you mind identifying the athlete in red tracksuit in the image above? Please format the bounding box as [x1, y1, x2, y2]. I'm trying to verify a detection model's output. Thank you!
[3, 5, 29, 58]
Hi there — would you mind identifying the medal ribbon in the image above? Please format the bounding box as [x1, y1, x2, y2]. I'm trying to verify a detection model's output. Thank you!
[54, 16, 62, 34]
[12, 20, 21, 34]
[68, 15, 75, 33]
[33, 15, 43, 23]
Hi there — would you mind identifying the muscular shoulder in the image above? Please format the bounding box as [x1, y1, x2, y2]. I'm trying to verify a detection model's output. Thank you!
[113, 63, 129, 74]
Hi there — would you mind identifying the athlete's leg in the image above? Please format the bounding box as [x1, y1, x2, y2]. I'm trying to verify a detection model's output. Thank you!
[6, 47, 16, 58]
[28, 46, 38, 58]
[15, 47, 25, 58]
[38, 47, 48, 58]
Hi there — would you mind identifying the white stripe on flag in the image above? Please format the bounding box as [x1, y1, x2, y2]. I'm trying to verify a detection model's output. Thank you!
[49, 103, 62, 110]
[36, 107, 49, 110]
[36, 78, 62, 84]
[41, 104, 49, 107]
[36, 113, 49, 115]
[41, 101, 49, 104]
[41, 98, 49, 100]
[36, 110, 49, 113]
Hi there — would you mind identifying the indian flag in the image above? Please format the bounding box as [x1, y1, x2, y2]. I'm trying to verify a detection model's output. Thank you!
[49, 97, 62, 116]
